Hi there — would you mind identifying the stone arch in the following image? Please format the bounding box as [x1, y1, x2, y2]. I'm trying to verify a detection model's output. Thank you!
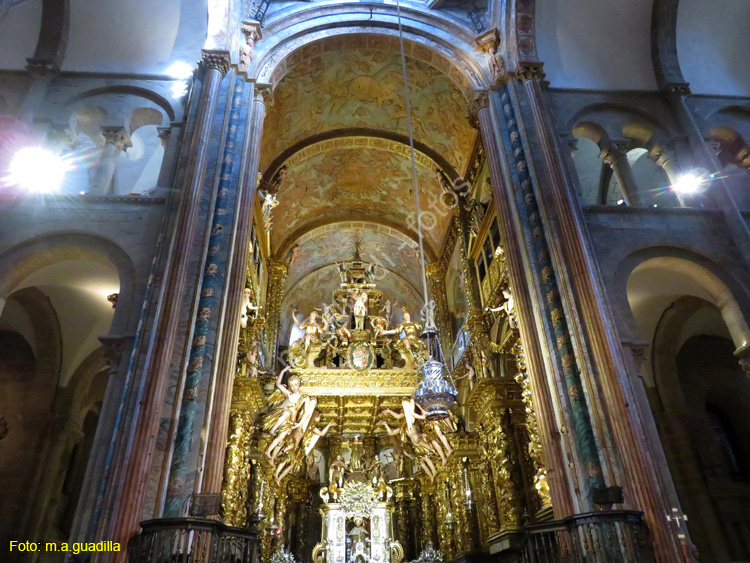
[252, 7, 490, 93]
[261, 129, 461, 187]
[0, 232, 136, 327]
[708, 126, 750, 171]
[65, 85, 175, 122]
[614, 246, 750, 352]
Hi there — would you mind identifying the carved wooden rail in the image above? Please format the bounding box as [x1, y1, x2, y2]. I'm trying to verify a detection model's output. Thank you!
[521, 510, 655, 563]
[129, 518, 259, 563]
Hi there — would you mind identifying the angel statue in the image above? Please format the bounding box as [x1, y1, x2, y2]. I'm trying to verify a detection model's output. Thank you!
[272, 414, 336, 484]
[379, 419, 437, 481]
[292, 309, 324, 355]
[259, 189, 279, 229]
[455, 358, 476, 391]
[263, 367, 317, 461]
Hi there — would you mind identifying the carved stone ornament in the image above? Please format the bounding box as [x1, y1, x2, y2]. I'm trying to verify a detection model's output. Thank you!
[201, 50, 231, 76]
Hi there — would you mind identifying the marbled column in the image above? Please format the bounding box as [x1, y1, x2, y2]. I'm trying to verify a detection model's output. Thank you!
[514, 64, 684, 561]
[200, 85, 268, 498]
[474, 91, 577, 517]
[600, 143, 642, 205]
[91, 127, 129, 196]
[92, 52, 230, 560]
[165, 74, 247, 516]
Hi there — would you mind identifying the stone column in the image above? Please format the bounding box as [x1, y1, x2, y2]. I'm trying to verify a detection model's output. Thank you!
[600, 142, 642, 205]
[200, 85, 269, 499]
[89, 51, 230, 560]
[90, 127, 129, 196]
[18, 60, 57, 126]
[513, 63, 684, 561]
[264, 259, 289, 364]
[473, 91, 576, 517]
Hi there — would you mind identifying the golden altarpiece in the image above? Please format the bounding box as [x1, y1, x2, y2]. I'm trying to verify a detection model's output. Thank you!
[220, 190, 552, 563]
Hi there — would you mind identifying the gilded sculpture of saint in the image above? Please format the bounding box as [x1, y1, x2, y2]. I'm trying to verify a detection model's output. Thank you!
[383, 308, 424, 361]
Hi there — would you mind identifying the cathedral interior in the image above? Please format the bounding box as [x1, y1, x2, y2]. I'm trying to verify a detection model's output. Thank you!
[0, 1, 749, 563]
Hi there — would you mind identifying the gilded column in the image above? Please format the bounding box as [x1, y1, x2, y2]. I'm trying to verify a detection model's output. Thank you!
[512, 341, 552, 513]
[469, 457, 500, 547]
[419, 483, 437, 550]
[95, 51, 230, 557]
[264, 259, 289, 361]
[201, 84, 269, 497]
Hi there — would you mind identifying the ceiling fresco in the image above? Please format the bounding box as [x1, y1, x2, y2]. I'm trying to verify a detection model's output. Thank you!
[285, 224, 424, 292]
[261, 48, 476, 173]
[270, 145, 451, 253]
[279, 263, 424, 345]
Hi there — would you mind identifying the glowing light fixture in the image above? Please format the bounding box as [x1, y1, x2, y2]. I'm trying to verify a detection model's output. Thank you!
[166, 61, 194, 99]
[672, 171, 706, 195]
[165, 61, 194, 79]
[8, 147, 70, 193]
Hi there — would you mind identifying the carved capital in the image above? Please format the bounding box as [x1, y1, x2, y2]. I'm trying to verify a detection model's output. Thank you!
[651, 146, 676, 170]
[157, 126, 172, 147]
[201, 50, 231, 76]
[515, 62, 546, 85]
[25, 58, 59, 78]
[255, 84, 274, 108]
[468, 91, 489, 128]
[100, 126, 131, 150]
[599, 146, 625, 167]
[99, 334, 135, 368]
[664, 82, 692, 96]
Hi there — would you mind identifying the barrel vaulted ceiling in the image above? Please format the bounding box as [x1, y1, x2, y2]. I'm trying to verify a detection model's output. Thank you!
[263, 37, 476, 320]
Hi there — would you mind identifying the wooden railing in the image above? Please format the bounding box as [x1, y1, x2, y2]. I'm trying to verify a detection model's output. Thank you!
[521, 511, 655, 563]
[128, 518, 259, 563]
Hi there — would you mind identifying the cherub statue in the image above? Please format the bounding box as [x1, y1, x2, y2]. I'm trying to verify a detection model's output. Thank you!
[370, 315, 388, 339]
[455, 358, 476, 391]
[240, 287, 259, 329]
[380, 299, 397, 324]
[292, 309, 324, 355]
[259, 189, 279, 229]
[241, 341, 266, 379]
[418, 405, 454, 466]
